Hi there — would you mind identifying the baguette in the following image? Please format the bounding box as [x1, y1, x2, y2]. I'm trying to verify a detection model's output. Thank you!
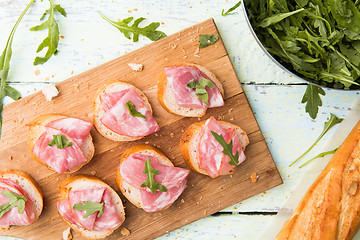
[157, 62, 224, 117]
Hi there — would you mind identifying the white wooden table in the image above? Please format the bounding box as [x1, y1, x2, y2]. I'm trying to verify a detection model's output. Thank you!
[0, 0, 359, 239]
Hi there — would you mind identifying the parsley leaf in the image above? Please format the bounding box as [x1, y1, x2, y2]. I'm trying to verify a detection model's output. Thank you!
[98, 11, 166, 42]
[30, 0, 66, 65]
[211, 131, 239, 167]
[187, 77, 215, 105]
[301, 84, 326, 119]
[0, 191, 27, 218]
[299, 148, 338, 168]
[141, 158, 167, 193]
[73, 201, 104, 218]
[126, 101, 147, 119]
[48, 134, 73, 149]
[199, 34, 219, 48]
[222, 0, 242, 16]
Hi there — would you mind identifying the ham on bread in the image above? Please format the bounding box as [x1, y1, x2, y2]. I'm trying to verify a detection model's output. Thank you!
[180, 116, 249, 178]
[0, 170, 43, 230]
[27, 114, 95, 174]
[93, 81, 160, 142]
[116, 145, 190, 212]
[57, 175, 125, 239]
[157, 62, 224, 117]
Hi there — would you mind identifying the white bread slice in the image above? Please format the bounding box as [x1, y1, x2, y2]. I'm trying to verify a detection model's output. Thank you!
[27, 114, 95, 174]
[180, 119, 249, 176]
[0, 169, 43, 230]
[58, 175, 125, 239]
[93, 81, 154, 142]
[157, 62, 224, 117]
[116, 145, 173, 210]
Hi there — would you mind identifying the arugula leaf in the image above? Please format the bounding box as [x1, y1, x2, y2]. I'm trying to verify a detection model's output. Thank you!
[211, 131, 239, 167]
[257, 8, 305, 28]
[30, 0, 66, 65]
[289, 113, 343, 167]
[187, 77, 215, 105]
[98, 11, 166, 42]
[141, 158, 167, 193]
[126, 101, 147, 119]
[0, 191, 27, 218]
[199, 34, 219, 48]
[73, 201, 104, 218]
[299, 148, 338, 168]
[48, 134, 73, 149]
[0, 0, 35, 138]
[301, 84, 326, 119]
[222, 1, 242, 16]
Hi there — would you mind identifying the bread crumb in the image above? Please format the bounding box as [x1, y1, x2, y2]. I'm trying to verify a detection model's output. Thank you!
[182, 47, 186, 53]
[128, 63, 144, 72]
[34, 69, 40, 76]
[42, 84, 59, 101]
[9, 156, 13, 160]
[120, 227, 131, 236]
[199, 196, 203, 200]
[91, 170, 97, 176]
[229, 118, 234, 121]
[228, 108, 234, 113]
[251, 173, 259, 183]
[181, 199, 185, 204]
[62, 227, 72, 240]
[71, 70, 74, 75]
[194, 54, 200, 58]
[204, 210, 207, 215]
[170, 132, 174, 137]
[74, 83, 81, 92]
[24, 99, 29, 104]
[169, 42, 177, 49]
[194, 47, 200, 55]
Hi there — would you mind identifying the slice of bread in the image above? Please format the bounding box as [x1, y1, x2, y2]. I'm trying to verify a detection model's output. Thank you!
[27, 114, 95, 174]
[157, 62, 224, 117]
[180, 119, 249, 176]
[0, 169, 43, 230]
[58, 175, 125, 239]
[93, 81, 154, 142]
[116, 145, 173, 210]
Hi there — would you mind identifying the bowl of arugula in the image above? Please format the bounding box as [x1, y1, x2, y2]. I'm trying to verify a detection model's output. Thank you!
[242, 0, 360, 91]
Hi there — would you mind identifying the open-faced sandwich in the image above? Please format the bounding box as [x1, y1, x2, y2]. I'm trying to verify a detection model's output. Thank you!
[0, 169, 43, 230]
[157, 62, 224, 117]
[57, 175, 125, 239]
[116, 144, 190, 212]
[93, 81, 160, 142]
[180, 116, 249, 178]
[28, 114, 94, 174]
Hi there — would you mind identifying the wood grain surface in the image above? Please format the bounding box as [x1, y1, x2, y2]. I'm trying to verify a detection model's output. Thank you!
[0, 18, 282, 240]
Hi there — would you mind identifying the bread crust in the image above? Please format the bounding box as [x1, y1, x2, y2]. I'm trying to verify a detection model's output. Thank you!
[157, 62, 224, 117]
[27, 114, 95, 174]
[57, 175, 125, 239]
[180, 119, 249, 177]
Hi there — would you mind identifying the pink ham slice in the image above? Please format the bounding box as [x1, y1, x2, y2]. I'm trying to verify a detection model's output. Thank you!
[32, 118, 92, 174]
[0, 179, 35, 226]
[198, 117, 245, 178]
[100, 88, 160, 137]
[164, 66, 224, 108]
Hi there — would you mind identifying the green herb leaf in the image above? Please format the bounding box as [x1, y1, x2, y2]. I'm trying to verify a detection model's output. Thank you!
[301, 84, 326, 119]
[125, 101, 147, 119]
[289, 113, 343, 167]
[211, 131, 239, 167]
[30, 0, 66, 65]
[140, 158, 167, 193]
[98, 11, 166, 42]
[73, 201, 104, 218]
[199, 34, 219, 48]
[0, 191, 27, 218]
[257, 8, 305, 28]
[299, 148, 338, 168]
[48, 134, 73, 149]
[222, 0, 242, 16]
[187, 77, 215, 105]
[0, 0, 35, 138]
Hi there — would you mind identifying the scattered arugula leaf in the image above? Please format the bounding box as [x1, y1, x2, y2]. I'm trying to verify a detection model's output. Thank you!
[222, 0, 242, 16]
[211, 131, 239, 167]
[141, 158, 167, 193]
[98, 11, 166, 42]
[289, 113, 343, 167]
[199, 34, 219, 48]
[0, 0, 35, 138]
[301, 84, 326, 119]
[30, 0, 66, 65]
[48, 134, 73, 149]
[73, 201, 104, 218]
[0, 190, 27, 218]
[126, 101, 147, 119]
[299, 148, 338, 168]
[187, 77, 215, 105]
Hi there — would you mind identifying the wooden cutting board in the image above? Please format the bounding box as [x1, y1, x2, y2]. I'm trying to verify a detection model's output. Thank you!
[0, 18, 282, 240]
